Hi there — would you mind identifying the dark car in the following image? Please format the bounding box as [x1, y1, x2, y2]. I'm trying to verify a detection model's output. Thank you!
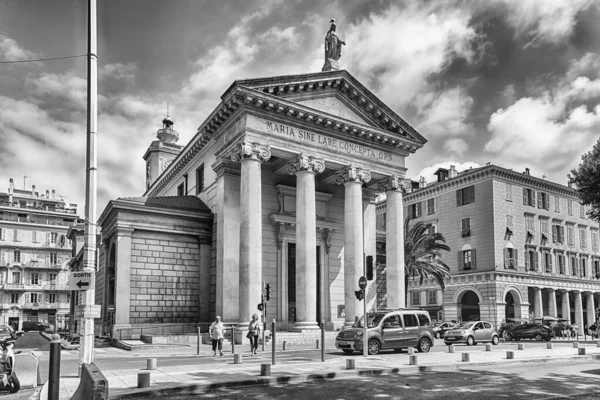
[505, 323, 553, 341]
[0, 325, 14, 341]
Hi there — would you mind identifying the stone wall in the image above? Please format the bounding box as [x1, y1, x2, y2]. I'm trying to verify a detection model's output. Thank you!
[129, 232, 200, 324]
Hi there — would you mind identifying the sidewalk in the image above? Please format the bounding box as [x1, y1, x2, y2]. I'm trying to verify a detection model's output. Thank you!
[42, 341, 600, 399]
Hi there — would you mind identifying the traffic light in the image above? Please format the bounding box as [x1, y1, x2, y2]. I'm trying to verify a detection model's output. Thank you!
[354, 290, 364, 301]
[366, 255, 374, 281]
[265, 284, 271, 301]
[257, 303, 264, 311]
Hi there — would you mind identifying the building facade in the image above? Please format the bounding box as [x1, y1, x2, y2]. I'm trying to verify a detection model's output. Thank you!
[0, 179, 77, 330]
[95, 70, 428, 339]
[386, 165, 600, 332]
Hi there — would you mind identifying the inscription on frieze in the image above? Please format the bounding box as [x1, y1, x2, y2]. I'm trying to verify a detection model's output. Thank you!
[250, 116, 394, 163]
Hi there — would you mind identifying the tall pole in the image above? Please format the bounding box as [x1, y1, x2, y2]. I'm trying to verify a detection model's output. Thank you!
[79, 0, 97, 373]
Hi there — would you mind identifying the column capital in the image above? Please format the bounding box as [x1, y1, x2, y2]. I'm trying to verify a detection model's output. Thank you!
[334, 165, 371, 185]
[287, 154, 325, 175]
[377, 176, 411, 193]
[362, 188, 379, 203]
[231, 141, 271, 163]
[211, 157, 241, 177]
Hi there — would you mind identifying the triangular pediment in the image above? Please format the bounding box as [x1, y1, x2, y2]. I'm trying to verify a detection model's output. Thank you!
[225, 70, 427, 146]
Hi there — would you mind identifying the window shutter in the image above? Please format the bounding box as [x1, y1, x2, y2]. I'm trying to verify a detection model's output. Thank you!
[514, 249, 518, 266]
[552, 225, 557, 242]
[503, 248, 509, 267]
[531, 191, 536, 207]
[537, 192, 542, 208]
[457, 189, 463, 206]
[523, 188, 527, 205]
[458, 251, 463, 270]
[548, 253, 553, 271]
[46, 232, 50, 244]
[472, 249, 477, 270]
[469, 186, 475, 203]
[417, 202, 422, 217]
[545, 195, 550, 210]
[525, 251, 530, 270]
[535, 252, 539, 271]
[0, 228, 3, 241]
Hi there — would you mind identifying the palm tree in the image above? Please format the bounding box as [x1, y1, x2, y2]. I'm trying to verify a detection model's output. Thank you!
[404, 217, 451, 304]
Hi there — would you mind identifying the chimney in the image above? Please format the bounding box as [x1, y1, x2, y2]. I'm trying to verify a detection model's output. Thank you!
[45, 190, 49, 198]
[419, 176, 427, 188]
[524, 168, 530, 176]
[449, 165, 457, 179]
[51, 190, 55, 199]
[8, 178, 13, 204]
[31, 185, 35, 196]
[568, 181, 572, 188]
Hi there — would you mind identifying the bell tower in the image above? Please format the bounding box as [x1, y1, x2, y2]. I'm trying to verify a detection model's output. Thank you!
[143, 112, 183, 191]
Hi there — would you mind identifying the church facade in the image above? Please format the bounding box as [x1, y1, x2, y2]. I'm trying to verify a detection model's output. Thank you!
[96, 70, 426, 339]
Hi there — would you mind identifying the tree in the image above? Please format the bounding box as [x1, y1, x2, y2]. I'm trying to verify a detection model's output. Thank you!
[569, 138, 600, 222]
[404, 217, 451, 304]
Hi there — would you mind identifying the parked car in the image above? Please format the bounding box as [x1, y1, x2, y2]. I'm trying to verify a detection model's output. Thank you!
[0, 326, 14, 342]
[505, 323, 553, 341]
[21, 322, 45, 332]
[335, 308, 435, 355]
[432, 322, 456, 339]
[443, 321, 500, 346]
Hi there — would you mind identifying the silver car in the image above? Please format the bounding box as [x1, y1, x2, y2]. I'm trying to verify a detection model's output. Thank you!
[443, 321, 500, 346]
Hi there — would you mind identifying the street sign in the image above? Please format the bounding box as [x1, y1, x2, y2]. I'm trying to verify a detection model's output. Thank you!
[107, 305, 115, 313]
[67, 271, 93, 291]
[358, 276, 367, 290]
[75, 304, 101, 319]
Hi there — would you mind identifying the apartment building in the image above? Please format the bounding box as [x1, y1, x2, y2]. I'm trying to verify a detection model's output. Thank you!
[0, 178, 77, 330]
[377, 164, 600, 333]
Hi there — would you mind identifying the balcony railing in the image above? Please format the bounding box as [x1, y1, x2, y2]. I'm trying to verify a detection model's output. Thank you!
[22, 302, 68, 309]
[2, 283, 26, 291]
[43, 284, 70, 291]
[0, 202, 77, 215]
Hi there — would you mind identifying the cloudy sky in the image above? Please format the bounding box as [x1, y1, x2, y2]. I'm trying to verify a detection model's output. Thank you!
[1, 0, 600, 214]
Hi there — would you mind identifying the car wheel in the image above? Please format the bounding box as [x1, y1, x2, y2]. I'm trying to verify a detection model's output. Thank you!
[342, 349, 354, 355]
[534, 333, 543, 341]
[368, 339, 381, 355]
[492, 335, 499, 345]
[434, 332, 441, 339]
[9, 372, 19, 394]
[466, 336, 475, 346]
[417, 338, 432, 353]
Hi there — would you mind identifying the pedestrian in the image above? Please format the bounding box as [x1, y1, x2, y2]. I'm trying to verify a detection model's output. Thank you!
[209, 316, 224, 357]
[248, 314, 261, 356]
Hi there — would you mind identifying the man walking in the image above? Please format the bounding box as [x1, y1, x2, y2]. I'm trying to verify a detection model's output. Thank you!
[209, 316, 224, 357]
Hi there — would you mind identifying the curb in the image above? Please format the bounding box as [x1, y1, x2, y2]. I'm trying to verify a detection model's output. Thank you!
[109, 353, 600, 399]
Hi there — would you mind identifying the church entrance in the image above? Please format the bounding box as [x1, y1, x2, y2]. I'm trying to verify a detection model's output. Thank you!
[287, 243, 321, 326]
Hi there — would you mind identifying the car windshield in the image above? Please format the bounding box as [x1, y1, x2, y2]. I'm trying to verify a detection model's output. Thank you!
[353, 313, 386, 328]
[455, 322, 476, 329]
[0, 327, 11, 334]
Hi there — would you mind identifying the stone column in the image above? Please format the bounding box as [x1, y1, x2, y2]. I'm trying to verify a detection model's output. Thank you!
[547, 289, 557, 317]
[586, 292, 595, 330]
[533, 287, 543, 321]
[232, 142, 271, 329]
[574, 291, 584, 335]
[560, 290, 571, 323]
[378, 176, 409, 309]
[363, 190, 378, 312]
[335, 165, 371, 327]
[212, 158, 241, 324]
[113, 227, 133, 338]
[288, 154, 325, 331]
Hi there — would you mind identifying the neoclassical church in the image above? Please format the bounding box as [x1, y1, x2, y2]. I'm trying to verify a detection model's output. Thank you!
[95, 43, 427, 339]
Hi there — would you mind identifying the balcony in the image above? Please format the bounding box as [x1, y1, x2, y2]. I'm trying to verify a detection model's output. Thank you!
[22, 302, 67, 310]
[0, 202, 77, 216]
[43, 283, 70, 291]
[2, 283, 26, 291]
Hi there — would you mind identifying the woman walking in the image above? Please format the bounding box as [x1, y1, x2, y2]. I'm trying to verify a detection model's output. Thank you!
[209, 316, 224, 357]
[248, 314, 261, 356]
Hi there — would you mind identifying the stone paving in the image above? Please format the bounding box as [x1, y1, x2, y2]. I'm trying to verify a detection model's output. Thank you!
[38, 340, 600, 399]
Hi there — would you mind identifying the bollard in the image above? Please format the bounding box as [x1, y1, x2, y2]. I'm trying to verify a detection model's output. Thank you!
[573, 342, 580, 348]
[462, 353, 470, 362]
[321, 319, 326, 362]
[409, 355, 418, 365]
[234, 354, 243, 364]
[283, 341, 287, 351]
[137, 372, 150, 388]
[48, 334, 61, 400]
[346, 359, 356, 370]
[262, 321, 265, 352]
[260, 363, 271, 376]
[147, 358, 157, 370]
[196, 326, 201, 355]
[231, 325, 235, 354]
[448, 345, 455, 353]
[407, 347, 414, 356]
[485, 344, 492, 352]
[517, 343, 525, 350]
[271, 320, 276, 366]
[506, 351, 515, 359]
[578, 347, 587, 355]
[316, 339, 319, 349]
[547, 342, 553, 349]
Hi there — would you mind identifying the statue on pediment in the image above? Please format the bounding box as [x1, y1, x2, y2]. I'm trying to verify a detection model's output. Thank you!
[322, 18, 345, 71]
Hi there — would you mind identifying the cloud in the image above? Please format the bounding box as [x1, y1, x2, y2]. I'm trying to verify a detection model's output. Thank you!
[443, 138, 469, 156]
[415, 87, 475, 137]
[413, 161, 482, 184]
[0, 35, 37, 61]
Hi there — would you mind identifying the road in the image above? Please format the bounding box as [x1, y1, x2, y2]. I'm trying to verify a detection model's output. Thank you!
[141, 360, 600, 399]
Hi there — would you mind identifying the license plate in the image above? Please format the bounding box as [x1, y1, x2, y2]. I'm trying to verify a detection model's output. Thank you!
[339, 341, 352, 345]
